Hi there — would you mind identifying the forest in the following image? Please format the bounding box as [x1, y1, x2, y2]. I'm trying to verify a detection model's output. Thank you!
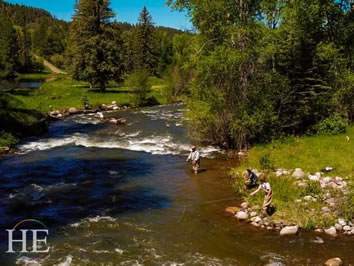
[0, 0, 353, 150]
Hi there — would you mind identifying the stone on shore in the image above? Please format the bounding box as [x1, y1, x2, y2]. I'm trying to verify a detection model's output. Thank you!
[250, 212, 257, 217]
[338, 218, 346, 226]
[68, 107, 78, 114]
[240, 202, 249, 209]
[280, 226, 299, 236]
[235, 211, 248, 220]
[343, 225, 351, 231]
[292, 168, 304, 179]
[324, 226, 337, 237]
[334, 224, 342, 232]
[324, 258, 343, 266]
[225, 207, 241, 216]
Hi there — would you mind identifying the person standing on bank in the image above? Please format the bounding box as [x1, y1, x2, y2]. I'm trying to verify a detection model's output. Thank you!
[186, 146, 200, 174]
[250, 173, 272, 215]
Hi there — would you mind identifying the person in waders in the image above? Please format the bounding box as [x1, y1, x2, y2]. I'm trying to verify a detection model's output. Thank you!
[250, 174, 274, 216]
[186, 146, 200, 174]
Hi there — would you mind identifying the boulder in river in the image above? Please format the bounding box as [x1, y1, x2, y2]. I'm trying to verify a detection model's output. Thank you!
[235, 211, 248, 220]
[280, 226, 298, 236]
[324, 226, 337, 237]
[292, 168, 304, 179]
[324, 258, 343, 266]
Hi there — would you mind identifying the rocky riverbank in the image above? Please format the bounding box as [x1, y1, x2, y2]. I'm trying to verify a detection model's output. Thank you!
[0, 101, 131, 156]
[229, 167, 354, 237]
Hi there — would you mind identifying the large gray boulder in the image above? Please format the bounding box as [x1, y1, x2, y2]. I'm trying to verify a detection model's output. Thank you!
[280, 225, 299, 236]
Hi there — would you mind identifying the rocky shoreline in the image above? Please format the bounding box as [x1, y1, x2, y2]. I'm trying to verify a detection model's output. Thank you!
[228, 167, 353, 238]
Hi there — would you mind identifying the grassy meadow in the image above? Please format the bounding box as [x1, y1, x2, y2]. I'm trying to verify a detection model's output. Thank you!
[231, 127, 354, 229]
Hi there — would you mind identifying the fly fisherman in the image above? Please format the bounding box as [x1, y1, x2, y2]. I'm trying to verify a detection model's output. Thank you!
[250, 174, 273, 216]
[186, 146, 200, 174]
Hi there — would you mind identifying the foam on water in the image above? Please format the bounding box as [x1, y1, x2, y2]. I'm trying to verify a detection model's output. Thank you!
[17, 132, 222, 157]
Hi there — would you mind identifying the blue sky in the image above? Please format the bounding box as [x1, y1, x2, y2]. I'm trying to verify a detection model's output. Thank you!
[5, 0, 192, 30]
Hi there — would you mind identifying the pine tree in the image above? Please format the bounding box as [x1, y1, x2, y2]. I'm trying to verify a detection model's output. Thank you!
[67, 0, 124, 92]
[135, 6, 157, 74]
[0, 14, 19, 79]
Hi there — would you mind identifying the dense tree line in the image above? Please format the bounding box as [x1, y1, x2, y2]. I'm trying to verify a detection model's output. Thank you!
[168, 0, 354, 149]
[67, 0, 186, 91]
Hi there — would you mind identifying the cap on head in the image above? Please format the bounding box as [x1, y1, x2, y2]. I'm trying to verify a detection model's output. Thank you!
[192, 146, 196, 150]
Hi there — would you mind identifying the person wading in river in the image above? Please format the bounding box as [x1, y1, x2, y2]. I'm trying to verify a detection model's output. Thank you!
[250, 174, 273, 215]
[186, 146, 200, 174]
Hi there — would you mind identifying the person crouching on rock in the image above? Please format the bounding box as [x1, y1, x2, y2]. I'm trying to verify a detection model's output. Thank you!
[186, 146, 200, 174]
[243, 168, 258, 188]
[250, 174, 273, 215]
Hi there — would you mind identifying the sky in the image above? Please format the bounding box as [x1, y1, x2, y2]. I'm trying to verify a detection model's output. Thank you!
[5, 0, 193, 30]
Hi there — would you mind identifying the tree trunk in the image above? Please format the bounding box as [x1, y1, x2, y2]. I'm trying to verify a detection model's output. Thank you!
[99, 80, 105, 92]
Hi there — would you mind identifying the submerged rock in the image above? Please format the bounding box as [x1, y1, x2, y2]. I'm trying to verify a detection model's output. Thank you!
[225, 207, 240, 216]
[324, 258, 343, 266]
[280, 226, 299, 236]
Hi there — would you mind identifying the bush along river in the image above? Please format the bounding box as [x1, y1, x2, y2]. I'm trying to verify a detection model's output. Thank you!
[0, 104, 353, 265]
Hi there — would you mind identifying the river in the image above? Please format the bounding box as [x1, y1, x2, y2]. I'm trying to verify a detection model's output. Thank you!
[0, 104, 353, 265]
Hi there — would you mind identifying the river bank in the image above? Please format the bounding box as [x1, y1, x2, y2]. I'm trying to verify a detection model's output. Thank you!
[230, 128, 354, 238]
[0, 73, 168, 155]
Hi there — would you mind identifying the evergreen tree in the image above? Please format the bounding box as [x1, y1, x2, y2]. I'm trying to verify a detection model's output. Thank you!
[135, 6, 157, 74]
[0, 15, 19, 79]
[67, 0, 124, 92]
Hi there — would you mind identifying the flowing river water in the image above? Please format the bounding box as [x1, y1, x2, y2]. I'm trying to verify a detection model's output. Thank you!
[0, 104, 353, 265]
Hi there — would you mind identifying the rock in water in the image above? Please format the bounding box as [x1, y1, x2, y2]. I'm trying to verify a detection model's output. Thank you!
[292, 168, 304, 179]
[235, 211, 248, 220]
[324, 258, 343, 266]
[280, 226, 299, 236]
[324, 226, 337, 237]
[225, 207, 240, 216]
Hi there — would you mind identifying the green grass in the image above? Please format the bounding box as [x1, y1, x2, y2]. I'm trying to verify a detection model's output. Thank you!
[14, 74, 168, 113]
[231, 128, 354, 228]
[235, 127, 354, 177]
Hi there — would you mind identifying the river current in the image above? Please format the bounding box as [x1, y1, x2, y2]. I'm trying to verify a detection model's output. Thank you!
[0, 104, 353, 265]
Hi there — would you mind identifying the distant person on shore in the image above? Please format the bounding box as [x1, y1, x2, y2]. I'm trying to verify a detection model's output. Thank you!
[186, 146, 200, 174]
[243, 168, 258, 188]
[250, 174, 273, 215]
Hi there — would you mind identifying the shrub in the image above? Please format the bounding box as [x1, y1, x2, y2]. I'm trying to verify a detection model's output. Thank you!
[126, 70, 151, 107]
[259, 152, 274, 170]
[0, 131, 18, 148]
[337, 186, 354, 221]
[301, 181, 322, 198]
[308, 114, 347, 135]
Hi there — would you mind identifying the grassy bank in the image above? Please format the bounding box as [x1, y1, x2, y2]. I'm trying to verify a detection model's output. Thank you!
[0, 72, 168, 152]
[16, 73, 168, 113]
[231, 128, 354, 230]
